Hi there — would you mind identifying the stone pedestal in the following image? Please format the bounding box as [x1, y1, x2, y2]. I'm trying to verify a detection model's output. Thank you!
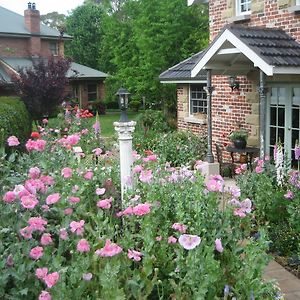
[114, 121, 136, 200]
[200, 162, 220, 180]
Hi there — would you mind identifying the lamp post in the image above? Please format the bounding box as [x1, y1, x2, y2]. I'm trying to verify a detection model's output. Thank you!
[114, 87, 136, 201]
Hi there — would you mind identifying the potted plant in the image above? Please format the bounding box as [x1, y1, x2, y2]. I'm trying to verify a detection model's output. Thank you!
[229, 129, 248, 149]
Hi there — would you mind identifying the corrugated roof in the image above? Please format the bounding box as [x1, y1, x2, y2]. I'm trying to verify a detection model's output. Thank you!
[0, 6, 71, 39]
[159, 50, 207, 81]
[0, 58, 108, 79]
[227, 25, 300, 67]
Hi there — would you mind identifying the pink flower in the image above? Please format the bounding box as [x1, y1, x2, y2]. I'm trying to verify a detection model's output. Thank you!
[84, 171, 94, 180]
[66, 134, 80, 145]
[215, 238, 224, 253]
[81, 129, 89, 135]
[178, 234, 201, 250]
[39, 291, 52, 300]
[235, 167, 242, 175]
[72, 185, 79, 193]
[40, 175, 55, 186]
[97, 197, 113, 209]
[44, 272, 59, 288]
[240, 164, 248, 171]
[82, 273, 93, 281]
[233, 208, 246, 218]
[7, 136, 20, 146]
[128, 249, 143, 261]
[42, 205, 50, 212]
[70, 220, 85, 235]
[95, 239, 122, 257]
[96, 188, 106, 195]
[156, 236, 162, 241]
[206, 175, 224, 192]
[59, 228, 68, 240]
[36, 267, 48, 280]
[28, 167, 41, 179]
[21, 195, 39, 209]
[255, 166, 263, 173]
[139, 170, 153, 183]
[92, 148, 102, 156]
[61, 167, 73, 178]
[29, 246, 44, 260]
[28, 217, 47, 232]
[42, 118, 48, 124]
[132, 203, 151, 216]
[284, 190, 294, 199]
[172, 223, 187, 233]
[36, 139, 47, 152]
[77, 239, 90, 253]
[41, 233, 53, 246]
[64, 208, 73, 215]
[241, 198, 252, 213]
[133, 165, 143, 174]
[168, 236, 177, 244]
[3, 191, 16, 203]
[69, 196, 80, 204]
[46, 193, 60, 205]
[20, 226, 33, 239]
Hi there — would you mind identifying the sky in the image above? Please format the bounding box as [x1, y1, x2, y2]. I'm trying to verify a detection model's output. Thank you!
[0, 0, 85, 15]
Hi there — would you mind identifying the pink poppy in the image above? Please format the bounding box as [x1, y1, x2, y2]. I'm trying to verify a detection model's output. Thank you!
[28, 217, 47, 232]
[206, 175, 224, 192]
[156, 236, 163, 241]
[215, 238, 224, 253]
[168, 236, 177, 244]
[59, 228, 68, 240]
[172, 223, 187, 233]
[133, 165, 143, 174]
[69, 196, 80, 204]
[3, 191, 16, 203]
[40, 175, 55, 186]
[82, 273, 93, 281]
[21, 195, 39, 209]
[284, 190, 294, 199]
[66, 134, 80, 146]
[139, 170, 153, 183]
[95, 188, 106, 195]
[40, 233, 53, 246]
[128, 249, 143, 261]
[132, 203, 151, 216]
[97, 197, 112, 209]
[84, 171, 94, 180]
[29, 246, 44, 260]
[28, 167, 41, 179]
[20, 226, 33, 239]
[64, 208, 73, 215]
[178, 234, 201, 250]
[95, 239, 122, 257]
[36, 267, 48, 280]
[92, 148, 102, 156]
[77, 239, 90, 253]
[36, 139, 47, 152]
[70, 220, 85, 235]
[61, 167, 73, 178]
[44, 272, 60, 288]
[7, 136, 20, 146]
[39, 291, 52, 300]
[46, 193, 60, 205]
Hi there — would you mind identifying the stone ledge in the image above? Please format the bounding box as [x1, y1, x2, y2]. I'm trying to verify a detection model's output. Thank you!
[288, 5, 300, 13]
[184, 117, 207, 125]
[228, 14, 251, 23]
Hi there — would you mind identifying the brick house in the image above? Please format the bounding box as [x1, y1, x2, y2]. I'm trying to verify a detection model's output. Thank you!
[160, 0, 300, 168]
[0, 4, 108, 108]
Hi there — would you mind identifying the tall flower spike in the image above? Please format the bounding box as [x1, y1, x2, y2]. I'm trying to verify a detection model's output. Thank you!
[93, 112, 101, 136]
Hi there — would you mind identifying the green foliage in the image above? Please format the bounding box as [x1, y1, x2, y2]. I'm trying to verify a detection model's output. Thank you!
[128, 100, 140, 112]
[228, 129, 248, 142]
[0, 97, 31, 148]
[65, 4, 104, 69]
[88, 100, 106, 115]
[136, 109, 171, 132]
[41, 12, 66, 30]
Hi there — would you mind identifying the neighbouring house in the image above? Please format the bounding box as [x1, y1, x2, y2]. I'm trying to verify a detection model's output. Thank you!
[0, 4, 108, 108]
[160, 0, 300, 169]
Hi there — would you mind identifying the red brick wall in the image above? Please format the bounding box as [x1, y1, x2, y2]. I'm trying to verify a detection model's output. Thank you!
[0, 37, 30, 57]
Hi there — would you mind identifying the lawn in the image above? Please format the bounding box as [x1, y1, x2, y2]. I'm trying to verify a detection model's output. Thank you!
[44, 111, 140, 137]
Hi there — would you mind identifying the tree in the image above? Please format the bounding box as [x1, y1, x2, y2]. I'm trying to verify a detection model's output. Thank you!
[41, 12, 66, 30]
[65, 4, 104, 69]
[12, 57, 71, 121]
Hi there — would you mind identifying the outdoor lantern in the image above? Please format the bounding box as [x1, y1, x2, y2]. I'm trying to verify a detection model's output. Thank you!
[116, 87, 130, 122]
[229, 76, 240, 91]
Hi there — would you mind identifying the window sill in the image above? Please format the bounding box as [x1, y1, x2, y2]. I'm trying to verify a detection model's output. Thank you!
[228, 14, 251, 23]
[184, 116, 207, 125]
[288, 5, 300, 13]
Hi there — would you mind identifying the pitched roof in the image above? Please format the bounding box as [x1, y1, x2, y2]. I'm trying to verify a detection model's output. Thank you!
[0, 6, 71, 39]
[0, 58, 108, 80]
[159, 51, 207, 82]
[192, 24, 300, 77]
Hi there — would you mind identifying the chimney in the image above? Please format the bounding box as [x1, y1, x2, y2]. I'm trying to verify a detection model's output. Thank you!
[24, 3, 41, 56]
[24, 2, 40, 34]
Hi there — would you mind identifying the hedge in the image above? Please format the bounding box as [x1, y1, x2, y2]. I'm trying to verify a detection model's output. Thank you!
[0, 96, 31, 149]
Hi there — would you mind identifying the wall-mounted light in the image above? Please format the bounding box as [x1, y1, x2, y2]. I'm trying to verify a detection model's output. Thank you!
[116, 87, 130, 122]
[229, 76, 239, 91]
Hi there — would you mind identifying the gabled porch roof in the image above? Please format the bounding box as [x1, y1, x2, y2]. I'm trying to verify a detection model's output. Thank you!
[191, 25, 300, 77]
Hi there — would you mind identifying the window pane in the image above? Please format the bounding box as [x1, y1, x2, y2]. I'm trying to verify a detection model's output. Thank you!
[87, 84, 97, 102]
[278, 107, 285, 127]
[292, 108, 300, 128]
[190, 84, 207, 115]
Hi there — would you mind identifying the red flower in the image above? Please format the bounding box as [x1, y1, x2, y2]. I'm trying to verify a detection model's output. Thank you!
[144, 150, 153, 156]
[31, 132, 40, 139]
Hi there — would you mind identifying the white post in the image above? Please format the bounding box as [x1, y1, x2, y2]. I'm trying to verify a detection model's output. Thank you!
[114, 121, 136, 200]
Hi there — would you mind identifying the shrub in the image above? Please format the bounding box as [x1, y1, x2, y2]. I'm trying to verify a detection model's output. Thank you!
[0, 96, 31, 149]
[129, 100, 140, 112]
[88, 100, 106, 115]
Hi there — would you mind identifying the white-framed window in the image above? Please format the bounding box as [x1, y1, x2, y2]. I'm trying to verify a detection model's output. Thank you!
[296, 0, 300, 5]
[236, 0, 251, 15]
[189, 84, 207, 115]
[49, 41, 58, 55]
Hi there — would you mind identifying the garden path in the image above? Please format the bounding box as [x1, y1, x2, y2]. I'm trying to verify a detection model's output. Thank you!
[224, 179, 300, 299]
